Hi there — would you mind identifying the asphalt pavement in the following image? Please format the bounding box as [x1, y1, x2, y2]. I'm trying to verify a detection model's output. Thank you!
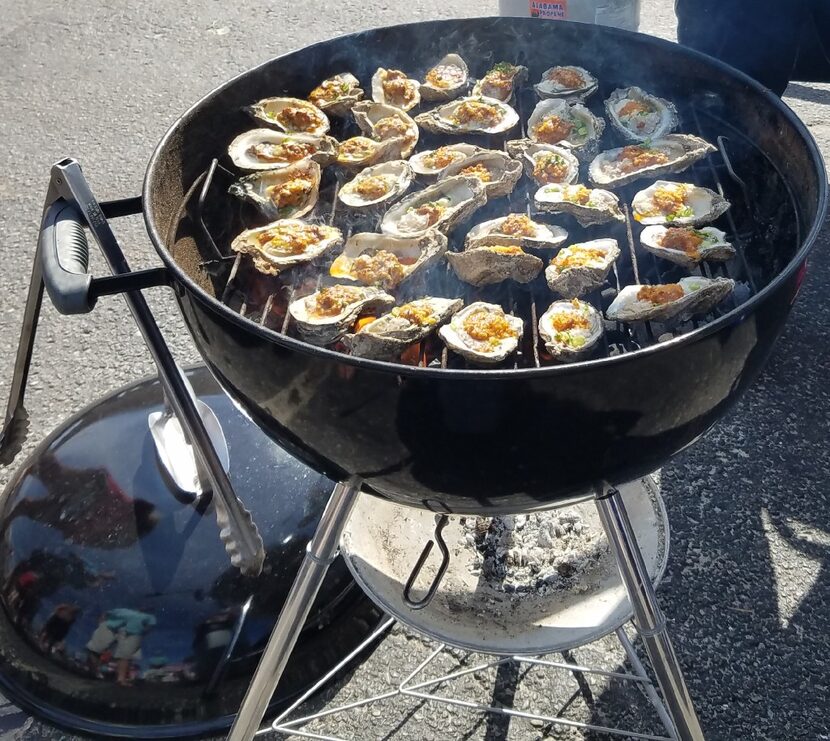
[1, 1, 829, 739]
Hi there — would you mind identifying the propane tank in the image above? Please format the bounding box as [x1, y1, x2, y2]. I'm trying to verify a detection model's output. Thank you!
[498, 0, 640, 32]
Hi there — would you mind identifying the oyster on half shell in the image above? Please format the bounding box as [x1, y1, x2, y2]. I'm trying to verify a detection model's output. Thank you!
[409, 143, 479, 176]
[545, 238, 621, 298]
[336, 136, 406, 170]
[231, 220, 342, 276]
[380, 176, 487, 237]
[606, 277, 735, 323]
[439, 301, 524, 365]
[337, 160, 413, 209]
[465, 214, 568, 251]
[228, 130, 338, 171]
[588, 134, 716, 188]
[344, 297, 464, 360]
[507, 140, 580, 187]
[632, 181, 730, 227]
[371, 68, 421, 111]
[228, 160, 321, 220]
[439, 149, 523, 199]
[329, 230, 447, 289]
[352, 101, 419, 158]
[472, 62, 528, 102]
[534, 66, 598, 101]
[415, 96, 519, 136]
[539, 299, 604, 362]
[289, 285, 395, 345]
[447, 245, 543, 287]
[247, 97, 330, 136]
[533, 183, 624, 227]
[421, 54, 469, 101]
[605, 86, 679, 143]
[639, 225, 736, 268]
[308, 73, 364, 117]
[527, 99, 605, 159]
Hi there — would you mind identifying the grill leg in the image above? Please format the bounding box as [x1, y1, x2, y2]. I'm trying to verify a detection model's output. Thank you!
[594, 482, 705, 741]
[228, 478, 361, 741]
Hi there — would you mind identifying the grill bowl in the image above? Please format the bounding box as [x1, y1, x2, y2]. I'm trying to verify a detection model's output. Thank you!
[144, 18, 826, 514]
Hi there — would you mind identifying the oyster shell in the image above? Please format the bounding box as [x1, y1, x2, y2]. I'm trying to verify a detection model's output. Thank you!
[545, 238, 621, 298]
[588, 134, 716, 188]
[538, 299, 604, 362]
[409, 143, 479, 176]
[231, 219, 342, 276]
[533, 183, 624, 227]
[371, 68, 421, 111]
[344, 297, 463, 360]
[228, 160, 321, 220]
[329, 230, 447, 289]
[308, 73, 364, 117]
[527, 99, 605, 158]
[605, 86, 678, 143]
[639, 225, 736, 268]
[336, 136, 406, 170]
[352, 101, 419, 158]
[606, 277, 735, 323]
[421, 54, 469, 101]
[447, 245, 543, 287]
[439, 149, 523, 199]
[337, 160, 414, 209]
[632, 181, 730, 227]
[247, 97, 330, 136]
[414, 96, 519, 136]
[534, 66, 598, 101]
[472, 62, 528, 102]
[507, 140, 580, 186]
[465, 214, 568, 251]
[380, 176, 487, 237]
[439, 301, 524, 365]
[228, 129, 338, 172]
[289, 285, 395, 345]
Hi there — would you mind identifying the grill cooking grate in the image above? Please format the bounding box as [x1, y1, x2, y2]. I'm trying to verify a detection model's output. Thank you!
[179, 86, 798, 371]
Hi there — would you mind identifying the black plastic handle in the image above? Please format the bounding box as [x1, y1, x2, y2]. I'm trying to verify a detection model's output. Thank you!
[40, 199, 94, 315]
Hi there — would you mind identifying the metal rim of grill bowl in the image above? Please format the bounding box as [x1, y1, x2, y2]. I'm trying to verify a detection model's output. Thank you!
[142, 17, 828, 380]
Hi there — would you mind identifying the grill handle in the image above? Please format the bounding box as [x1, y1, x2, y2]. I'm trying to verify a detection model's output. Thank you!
[40, 200, 92, 314]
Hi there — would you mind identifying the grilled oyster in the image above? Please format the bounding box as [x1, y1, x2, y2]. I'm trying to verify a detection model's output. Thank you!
[588, 134, 716, 188]
[533, 183, 624, 227]
[527, 99, 605, 158]
[228, 160, 321, 220]
[329, 230, 447, 289]
[545, 239, 621, 298]
[534, 66, 598, 101]
[352, 101, 419, 158]
[508, 141, 580, 186]
[539, 299, 604, 362]
[447, 245, 543, 287]
[465, 214, 568, 251]
[439, 301, 524, 365]
[414, 96, 519, 136]
[371, 68, 421, 111]
[337, 160, 413, 209]
[439, 149, 523, 199]
[472, 62, 528, 102]
[247, 97, 330, 136]
[231, 220, 342, 276]
[344, 297, 463, 360]
[606, 277, 735, 323]
[605, 87, 678, 143]
[422, 54, 469, 101]
[632, 181, 730, 227]
[336, 136, 405, 170]
[409, 143, 479, 176]
[639, 225, 736, 268]
[228, 130, 338, 171]
[289, 285, 395, 345]
[308, 73, 364, 117]
[380, 176, 487, 237]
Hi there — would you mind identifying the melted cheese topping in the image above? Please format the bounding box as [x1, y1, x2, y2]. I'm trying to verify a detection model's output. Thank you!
[641, 184, 692, 219]
[458, 162, 493, 183]
[353, 174, 394, 200]
[547, 67, 584, 89]
[533, 115, 573, 144]
[250, 140, 315, 164]
[483, 245, 524, 255]
[374, 116, 409, 140]
[659, 227, 704, 255]
[392, 301, 437, 327]
[552, 244, 608, 270]
[309, 78, 354, 105]
[452, 100, 503, 127]
[409, 201, 446, 227]
[426, 64, 464, 89]
[351, 250, 405, 288]
[499, 214, 537, 237]
[266, 177, 313, 210]
[275, 105, 322, 132]
[617, 145, 670, 174]
[254, 223, 329, 255]
[562, 184, 592, 205]
[422, 147, 466, 169]
[533, 152, 570, 184]
[381, 70, 417, 107]
[462, 307, 516, 346]
[310, 285, 366, 317]
[637, 284, 685, 305]
[338, 137, 377, 161]
[618, 100, 653, 118]
[480, 63, 518, 98]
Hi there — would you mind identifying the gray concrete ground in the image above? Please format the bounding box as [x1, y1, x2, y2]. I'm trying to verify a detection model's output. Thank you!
[1, 1, 829, 739]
